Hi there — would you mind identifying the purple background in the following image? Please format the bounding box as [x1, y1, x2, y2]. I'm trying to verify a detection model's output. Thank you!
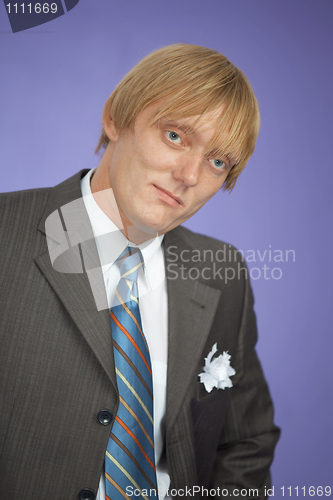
[1, 0, 332, 495]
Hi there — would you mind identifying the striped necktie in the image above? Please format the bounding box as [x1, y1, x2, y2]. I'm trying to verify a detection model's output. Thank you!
[105, 247, 158, 500]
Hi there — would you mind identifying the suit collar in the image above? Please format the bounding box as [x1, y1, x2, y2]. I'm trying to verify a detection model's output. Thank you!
[37, 170, 88, 235]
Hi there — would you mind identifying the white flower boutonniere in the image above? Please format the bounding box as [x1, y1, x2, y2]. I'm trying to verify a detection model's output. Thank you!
[199, 343, 236, 393]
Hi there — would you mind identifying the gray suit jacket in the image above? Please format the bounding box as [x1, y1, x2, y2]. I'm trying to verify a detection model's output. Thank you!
[0, 170, 279, 499]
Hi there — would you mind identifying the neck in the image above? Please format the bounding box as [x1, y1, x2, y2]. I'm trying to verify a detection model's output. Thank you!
[90, 147, 159, 245]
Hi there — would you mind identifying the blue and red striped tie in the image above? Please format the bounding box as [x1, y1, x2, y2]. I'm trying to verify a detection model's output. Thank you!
[105, 247, 158, 500]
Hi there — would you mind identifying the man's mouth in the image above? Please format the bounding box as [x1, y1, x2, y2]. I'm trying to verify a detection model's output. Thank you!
[154, 185, 184, 207]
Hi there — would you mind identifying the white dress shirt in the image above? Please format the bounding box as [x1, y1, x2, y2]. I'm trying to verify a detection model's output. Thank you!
[81, 169, 171, 500]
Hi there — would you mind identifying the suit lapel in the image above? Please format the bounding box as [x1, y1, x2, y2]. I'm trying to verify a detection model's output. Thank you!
[163, 230, 221, 434]
[35, 170, 117, 393]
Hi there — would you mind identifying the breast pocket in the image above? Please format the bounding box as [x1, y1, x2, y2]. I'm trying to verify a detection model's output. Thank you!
[192, 380, 230, 428]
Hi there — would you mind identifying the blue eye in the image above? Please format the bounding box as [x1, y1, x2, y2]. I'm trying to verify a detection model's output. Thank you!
[210, 159, 226, 169]
[166, 131, 181, 143]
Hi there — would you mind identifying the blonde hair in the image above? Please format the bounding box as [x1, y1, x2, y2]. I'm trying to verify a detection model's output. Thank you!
[96, 43, 260, 191]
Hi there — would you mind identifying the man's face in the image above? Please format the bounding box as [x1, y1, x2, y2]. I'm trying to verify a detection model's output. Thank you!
[104, 102, 233, 236]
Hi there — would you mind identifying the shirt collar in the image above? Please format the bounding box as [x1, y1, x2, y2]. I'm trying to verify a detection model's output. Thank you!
[81, 169, 164, 291]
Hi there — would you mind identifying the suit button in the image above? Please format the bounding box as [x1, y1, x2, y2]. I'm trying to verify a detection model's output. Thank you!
[78, 488, 95, 500]
[97, 409, 113, 425]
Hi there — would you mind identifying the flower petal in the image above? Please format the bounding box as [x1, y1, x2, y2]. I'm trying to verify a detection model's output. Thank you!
[199, 372, 217, 392]
[205, 343, 218, 365]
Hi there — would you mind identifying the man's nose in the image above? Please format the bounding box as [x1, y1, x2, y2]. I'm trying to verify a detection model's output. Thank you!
[172, 154, 203, 187]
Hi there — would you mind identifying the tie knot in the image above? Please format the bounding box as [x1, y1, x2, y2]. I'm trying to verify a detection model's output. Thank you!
[116, 246, 143, 283]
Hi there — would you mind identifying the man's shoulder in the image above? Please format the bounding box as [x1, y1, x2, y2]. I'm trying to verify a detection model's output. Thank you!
[0, 170, 88, 229]
[0, 186, 50, 202]
[0, 187, 51, 228]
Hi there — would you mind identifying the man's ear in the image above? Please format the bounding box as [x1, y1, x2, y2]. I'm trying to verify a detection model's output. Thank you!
[103, 110, 119, 142]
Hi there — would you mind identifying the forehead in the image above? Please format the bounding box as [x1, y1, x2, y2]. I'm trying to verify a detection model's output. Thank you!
[163, 106, 223, 131]
[143, 100, 223, 127]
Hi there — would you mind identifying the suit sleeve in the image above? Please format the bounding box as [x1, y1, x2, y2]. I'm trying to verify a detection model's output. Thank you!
[209, 267, 280, 499]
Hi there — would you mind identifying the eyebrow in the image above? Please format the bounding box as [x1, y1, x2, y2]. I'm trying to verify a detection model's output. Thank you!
[162, 120, 197, 136]
[207, 147, 221, 156]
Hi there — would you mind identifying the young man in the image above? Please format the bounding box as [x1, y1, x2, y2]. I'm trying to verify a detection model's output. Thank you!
[0, 44, 279, 499]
